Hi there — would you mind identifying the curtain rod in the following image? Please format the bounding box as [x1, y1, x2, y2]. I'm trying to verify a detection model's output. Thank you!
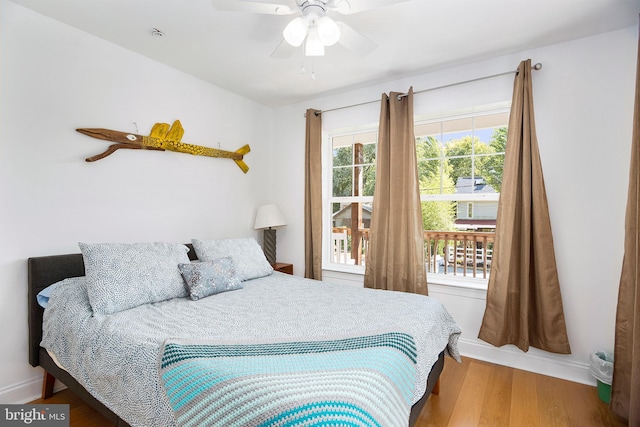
[312, 62, 542, 116]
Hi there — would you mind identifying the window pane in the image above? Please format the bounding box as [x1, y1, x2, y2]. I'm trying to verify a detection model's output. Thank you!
[415, 122, 441, 138]
[417, 134, 453, 196]
[332, 167, 352, 197]
[332, 133, 377, 199]
[474, 112, 509, 133]
[421, 200, 456, 230]
[354, 131, 377, 145]
[442, 117, 473, 139]
[447, 156, 473, 193]
[362, 165, 375, 196]
[482, 152, 505, 193]
[333, 145, 352, 167]
[478, 125, 508, 193]
[419, 159, 445, 195]
[362, 142, 376, 164]
[416, 135, 443, 160]
[331, 202, 346, 226]
[332, 134, 353, 148]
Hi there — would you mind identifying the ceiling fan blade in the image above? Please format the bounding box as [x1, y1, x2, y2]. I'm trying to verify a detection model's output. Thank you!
[328, 0, 410, 15]
[336, 21, 377, 55]
[211, 0, 297, 15]
[270, 39, 297, 58]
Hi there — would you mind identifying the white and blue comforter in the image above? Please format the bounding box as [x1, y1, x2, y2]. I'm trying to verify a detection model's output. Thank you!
[42, 273, 461, 427]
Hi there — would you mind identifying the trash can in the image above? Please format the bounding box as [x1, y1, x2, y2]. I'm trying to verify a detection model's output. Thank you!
[590, 351, 614, 403]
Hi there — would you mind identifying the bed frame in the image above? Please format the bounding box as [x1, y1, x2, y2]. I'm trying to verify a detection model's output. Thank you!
[28, 248, 444, 426]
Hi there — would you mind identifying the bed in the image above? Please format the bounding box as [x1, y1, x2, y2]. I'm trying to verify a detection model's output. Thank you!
[28, 239, 461, 427]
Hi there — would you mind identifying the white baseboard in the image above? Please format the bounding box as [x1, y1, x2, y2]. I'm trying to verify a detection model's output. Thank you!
[0, 372, 66, 404]
[457, 337, 595, 386]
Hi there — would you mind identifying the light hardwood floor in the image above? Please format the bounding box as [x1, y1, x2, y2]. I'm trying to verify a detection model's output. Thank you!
[31, 356, 627, 426]
[418, 357, 626, 427]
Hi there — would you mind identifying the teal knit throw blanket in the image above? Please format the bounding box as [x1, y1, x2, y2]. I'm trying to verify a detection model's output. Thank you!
[160, 332, 418, 427]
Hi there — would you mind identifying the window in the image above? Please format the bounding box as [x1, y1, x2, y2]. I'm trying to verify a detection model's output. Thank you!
[325, 105, 509, 282]
[416, 110, 508, 280]
[329, 131, 376, 267]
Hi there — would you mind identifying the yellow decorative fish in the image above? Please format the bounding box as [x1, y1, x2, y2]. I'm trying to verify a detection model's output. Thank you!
[77, 120, 250, 173]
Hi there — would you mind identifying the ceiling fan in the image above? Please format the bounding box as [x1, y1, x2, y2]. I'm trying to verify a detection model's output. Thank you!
[211, 0, 409, 58]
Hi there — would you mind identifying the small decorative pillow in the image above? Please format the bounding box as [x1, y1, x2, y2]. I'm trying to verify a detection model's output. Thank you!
[79, 242, 190, 316]
[191, 238, 273, 281]
[178, 257, 242, 300]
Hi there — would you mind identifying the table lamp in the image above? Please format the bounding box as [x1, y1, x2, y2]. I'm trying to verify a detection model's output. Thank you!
[254, 204, 287, 265]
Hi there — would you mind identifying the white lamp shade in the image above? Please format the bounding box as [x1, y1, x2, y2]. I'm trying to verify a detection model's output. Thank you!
[254, 204, 287, 229]
[283, 17, 308, 47]
[316, 16, 340, 46]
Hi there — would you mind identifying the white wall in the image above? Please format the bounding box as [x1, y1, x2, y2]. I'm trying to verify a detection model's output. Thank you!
[273, 27, 637, 385]
[0, 0, 275, 402]
[1, 0, 636, 403]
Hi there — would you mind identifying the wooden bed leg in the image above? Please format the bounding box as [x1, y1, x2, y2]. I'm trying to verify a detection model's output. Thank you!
[431, 378, 440, 396]
[42, 371, 55, 399]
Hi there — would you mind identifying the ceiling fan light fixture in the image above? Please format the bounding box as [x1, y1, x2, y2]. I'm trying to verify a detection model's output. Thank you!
[283, 17, 308, 47]
[316, 16, 340, 46]
[305, 25, 325, 56]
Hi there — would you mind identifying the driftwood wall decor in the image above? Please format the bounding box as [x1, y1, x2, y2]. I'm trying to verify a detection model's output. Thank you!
[77, 120, 250, 173]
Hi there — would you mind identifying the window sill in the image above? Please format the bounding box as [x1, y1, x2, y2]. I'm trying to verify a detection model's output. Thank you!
[322, 264, 488, 291]
[428, 275, 488, 291]
[323, 263, 365, 275]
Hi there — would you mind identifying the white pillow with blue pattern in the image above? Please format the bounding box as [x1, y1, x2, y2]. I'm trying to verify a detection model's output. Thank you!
[79, 242, 190, 316]
[37, 277, 85, 308]
[191, 238, 273, 281]
[178, 257, 243, 300]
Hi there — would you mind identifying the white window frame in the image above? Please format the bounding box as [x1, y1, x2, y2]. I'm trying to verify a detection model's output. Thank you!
[323, 103, 510, 288]
[323, 126, 377, 274]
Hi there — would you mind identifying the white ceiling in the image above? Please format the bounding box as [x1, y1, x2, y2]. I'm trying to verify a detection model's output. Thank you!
[9, 0, 640, 107]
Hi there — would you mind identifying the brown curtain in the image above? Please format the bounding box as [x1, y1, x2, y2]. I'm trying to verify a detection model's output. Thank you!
[304, 108, 323, 280]
[478, 60, 571, 354]
[610, 24, 640, 424]
[364, 88, 427, 295]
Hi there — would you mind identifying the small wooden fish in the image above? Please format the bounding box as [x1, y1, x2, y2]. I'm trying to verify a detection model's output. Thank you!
[78, 120, 250, 173]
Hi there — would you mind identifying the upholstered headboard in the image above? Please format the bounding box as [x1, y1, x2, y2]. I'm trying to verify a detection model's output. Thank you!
[27, 244, 197, 367]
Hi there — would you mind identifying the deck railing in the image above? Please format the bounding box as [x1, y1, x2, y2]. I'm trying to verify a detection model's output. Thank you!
[331, 227, 495, 279]
[424, 230, 494, 279]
